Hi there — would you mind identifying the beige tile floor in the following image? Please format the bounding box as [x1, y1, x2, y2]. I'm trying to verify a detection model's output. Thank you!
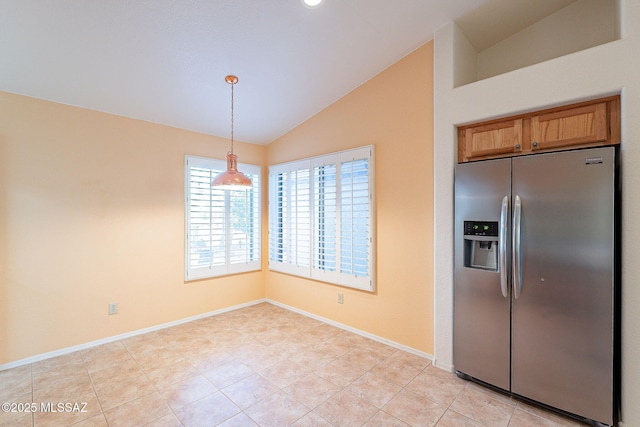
[0, 303, 586, 427]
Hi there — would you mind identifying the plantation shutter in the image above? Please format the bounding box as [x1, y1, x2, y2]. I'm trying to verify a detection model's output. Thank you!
[291, 168, 311, 268]
[228, 187, 260, 266]
[269, 171, 287, 264]
[339, 153, 371, 289]
[268, 161, 311, 277]
[185, 156, 261, 280]
[312, 157, 338, 283]
[269, 146, 374, 291]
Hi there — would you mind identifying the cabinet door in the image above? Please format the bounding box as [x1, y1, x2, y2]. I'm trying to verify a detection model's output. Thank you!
[530, 102, 607, 151]
[459, 119, 522, 163]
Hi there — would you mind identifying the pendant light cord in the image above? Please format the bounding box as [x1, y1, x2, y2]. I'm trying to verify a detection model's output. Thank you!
[230, 79, 235, 155]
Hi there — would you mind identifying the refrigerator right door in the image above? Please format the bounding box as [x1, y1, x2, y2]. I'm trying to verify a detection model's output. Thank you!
[511, 147, 615, 425]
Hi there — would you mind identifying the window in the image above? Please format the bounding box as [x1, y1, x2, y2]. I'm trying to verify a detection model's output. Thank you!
[185, 156, 261, 281]
[269, 146, 375, 291]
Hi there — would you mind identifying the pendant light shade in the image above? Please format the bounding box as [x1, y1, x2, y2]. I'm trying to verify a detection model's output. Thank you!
[212, 75, 252, 190]
[211, 152, 252, 189]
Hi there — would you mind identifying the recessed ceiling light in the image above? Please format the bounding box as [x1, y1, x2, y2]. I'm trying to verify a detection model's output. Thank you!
[302, 0, 323, 8]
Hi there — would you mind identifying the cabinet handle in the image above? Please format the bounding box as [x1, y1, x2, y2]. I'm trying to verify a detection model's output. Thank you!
[514, 144, 521, 151]
[532, 141, 539, 149]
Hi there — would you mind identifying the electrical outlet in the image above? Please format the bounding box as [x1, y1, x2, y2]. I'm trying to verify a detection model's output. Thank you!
[338, 293, 344, 304]
[108, 302, 119, 315]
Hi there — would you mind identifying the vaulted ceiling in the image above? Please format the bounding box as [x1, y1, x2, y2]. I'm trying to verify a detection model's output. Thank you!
[0, 0, 575, 144]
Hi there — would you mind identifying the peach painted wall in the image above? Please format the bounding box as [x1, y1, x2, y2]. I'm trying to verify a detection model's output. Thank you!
[266, 42, 435, 354]
[0, 91, 266, 364]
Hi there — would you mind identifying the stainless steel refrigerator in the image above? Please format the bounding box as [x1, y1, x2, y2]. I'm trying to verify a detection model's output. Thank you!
[454, 146, 619, 426]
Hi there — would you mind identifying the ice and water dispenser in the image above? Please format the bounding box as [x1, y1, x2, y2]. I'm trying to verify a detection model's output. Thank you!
[463, 221, 499, 271]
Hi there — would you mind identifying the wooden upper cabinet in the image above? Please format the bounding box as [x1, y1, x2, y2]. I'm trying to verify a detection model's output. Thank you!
[530, 102, 607, 151]
[457, 96, 620, 163]
[459, 119, 523, 162]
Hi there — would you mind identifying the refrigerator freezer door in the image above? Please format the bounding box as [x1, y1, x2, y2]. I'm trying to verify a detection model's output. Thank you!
[454, 158, 511, 391]
[511, 147, 615, 425]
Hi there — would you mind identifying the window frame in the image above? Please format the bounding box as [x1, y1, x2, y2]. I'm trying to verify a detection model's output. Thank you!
[184, 155, 261, 281]
[268, 146, 375, 292]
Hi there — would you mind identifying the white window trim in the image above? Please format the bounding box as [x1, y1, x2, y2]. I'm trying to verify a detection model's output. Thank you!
[185, 155, 261, 281]
[268, 146, 375, 292]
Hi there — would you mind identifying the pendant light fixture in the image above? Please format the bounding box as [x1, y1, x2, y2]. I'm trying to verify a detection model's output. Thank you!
[211, 75, 252, 190]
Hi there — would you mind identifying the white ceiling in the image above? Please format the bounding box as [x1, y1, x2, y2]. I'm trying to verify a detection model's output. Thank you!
[0, 0, 575, 145]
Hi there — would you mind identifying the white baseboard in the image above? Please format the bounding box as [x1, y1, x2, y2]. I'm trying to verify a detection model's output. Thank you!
[431, 357, 455, 373]
[0, 299, 267, 371]
[2, 298, 438, 373]
[266, 299, 434, 362]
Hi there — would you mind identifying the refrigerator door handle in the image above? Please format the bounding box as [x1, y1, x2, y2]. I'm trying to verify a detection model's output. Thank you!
[499, 196, 509, 298]
[513, 195, 523, 299]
